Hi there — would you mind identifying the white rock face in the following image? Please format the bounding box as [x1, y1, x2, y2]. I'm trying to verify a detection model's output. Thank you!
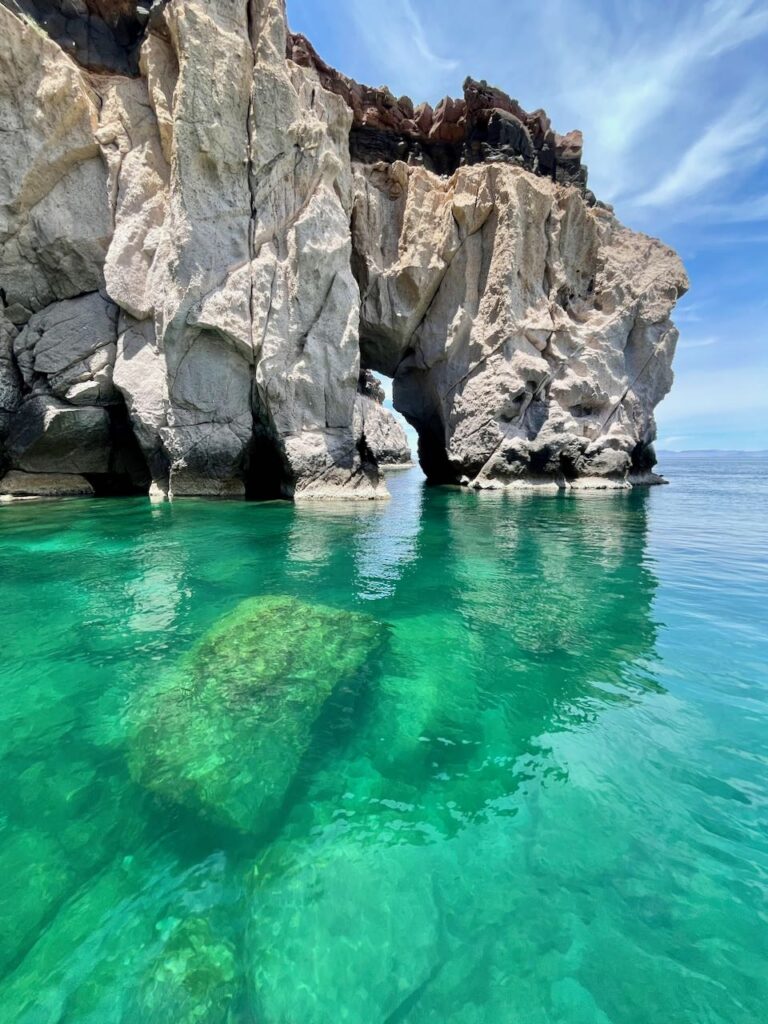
[0, 0, 687, 498]
[0, 7, 111, 319]
[112, 316, 169, 492]
[352, 163, 688, 488]
[357, 395, 412, 466]
[356, 374, 412, 466]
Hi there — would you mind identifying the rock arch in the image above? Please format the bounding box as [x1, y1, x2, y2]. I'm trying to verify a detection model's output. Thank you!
[0, 0, 687, 501]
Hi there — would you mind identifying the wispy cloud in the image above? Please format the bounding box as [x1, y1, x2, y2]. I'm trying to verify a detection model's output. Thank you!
[537, 0, 768, 212]
[343, 0, 458, 97]
[667, 193, 768, 225]
[672, 298, 717, 325]
[678, 336, 719, 350]
[635, 94, 768, 209]
[402, 1, 460, 73]
[657, 435, 690, 450]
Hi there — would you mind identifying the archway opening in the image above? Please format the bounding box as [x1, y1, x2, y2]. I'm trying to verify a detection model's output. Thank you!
[358, 368, 419, 473]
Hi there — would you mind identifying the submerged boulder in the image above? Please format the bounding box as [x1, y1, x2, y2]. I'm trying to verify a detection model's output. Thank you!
[126, 596, 388, 836]
[136, 916, 239, 1024]
[249, 835, 444, 1024]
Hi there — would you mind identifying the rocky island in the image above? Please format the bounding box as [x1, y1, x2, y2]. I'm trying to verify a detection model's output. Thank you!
[0, 0, 688, 500]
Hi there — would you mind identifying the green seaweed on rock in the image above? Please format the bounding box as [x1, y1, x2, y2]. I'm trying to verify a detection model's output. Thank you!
[126, 595, 389, 836]
[136, 916, 238, 1024]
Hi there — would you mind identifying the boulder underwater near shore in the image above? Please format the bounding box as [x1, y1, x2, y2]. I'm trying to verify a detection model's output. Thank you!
[0, 0, 687, 498]
[126, 596, 390, 836]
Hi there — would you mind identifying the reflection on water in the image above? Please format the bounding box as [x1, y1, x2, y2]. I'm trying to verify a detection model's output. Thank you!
[0, 458, 767, 1023]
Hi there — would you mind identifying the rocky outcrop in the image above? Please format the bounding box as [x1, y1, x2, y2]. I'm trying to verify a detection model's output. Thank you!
[352, 162, 686, 489]
[0, 470, 94, 498]
[6, 395, 111, 474]
[357, 370, 412, 466]
[12, 0, 149, 75]
[0, 0, 687, 500]
[13, 292, 118, 405]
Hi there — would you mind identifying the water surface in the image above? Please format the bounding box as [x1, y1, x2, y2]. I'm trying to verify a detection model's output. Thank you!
[0, 454, 766, 1022]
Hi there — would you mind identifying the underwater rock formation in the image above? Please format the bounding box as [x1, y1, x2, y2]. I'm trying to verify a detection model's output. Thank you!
[136, 916, 239, 1024]
[126, 596, 389, 835]
[0, 0, 687, 498]
[244, 493, 666, 1023]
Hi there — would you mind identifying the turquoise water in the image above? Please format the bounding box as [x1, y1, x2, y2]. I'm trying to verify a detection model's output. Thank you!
[0, 454, 766, 1023]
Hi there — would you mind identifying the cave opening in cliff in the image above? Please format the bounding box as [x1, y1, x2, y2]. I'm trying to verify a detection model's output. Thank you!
[244, 423, 291, 502]
[85, 405, 152, 498]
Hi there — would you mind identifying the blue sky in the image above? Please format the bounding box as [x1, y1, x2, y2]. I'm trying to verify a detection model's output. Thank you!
[288, 0, 768, 450]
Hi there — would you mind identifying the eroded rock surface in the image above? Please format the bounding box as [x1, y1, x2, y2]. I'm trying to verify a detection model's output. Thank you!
[289, 33, 589, 191]
[353, 162, 687, 488]
[0, 470, 94, 498]
[0, 0, 687, 498]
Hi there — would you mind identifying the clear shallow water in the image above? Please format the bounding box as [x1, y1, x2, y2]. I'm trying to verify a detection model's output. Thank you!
[0, 454, 766, 1023]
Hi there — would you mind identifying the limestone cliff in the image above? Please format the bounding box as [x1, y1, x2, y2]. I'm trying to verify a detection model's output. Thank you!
[0, 0, 687, 500]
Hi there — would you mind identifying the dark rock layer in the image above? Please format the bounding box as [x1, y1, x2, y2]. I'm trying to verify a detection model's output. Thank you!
[9, 0, 149, 75]
[288, 32, 591, 194]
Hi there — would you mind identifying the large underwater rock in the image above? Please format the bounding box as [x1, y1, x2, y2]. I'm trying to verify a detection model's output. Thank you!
[126, 596, 389, 835]
[249, 836, 444, 1024]
[135, 915, 239, 1024]
[0, 0, 687, 498]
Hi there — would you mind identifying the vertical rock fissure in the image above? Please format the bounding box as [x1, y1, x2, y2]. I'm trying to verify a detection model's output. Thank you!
[241, 1, 290, 499]
[245, 0, 258, 367]
[599, 329, 672, 437]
